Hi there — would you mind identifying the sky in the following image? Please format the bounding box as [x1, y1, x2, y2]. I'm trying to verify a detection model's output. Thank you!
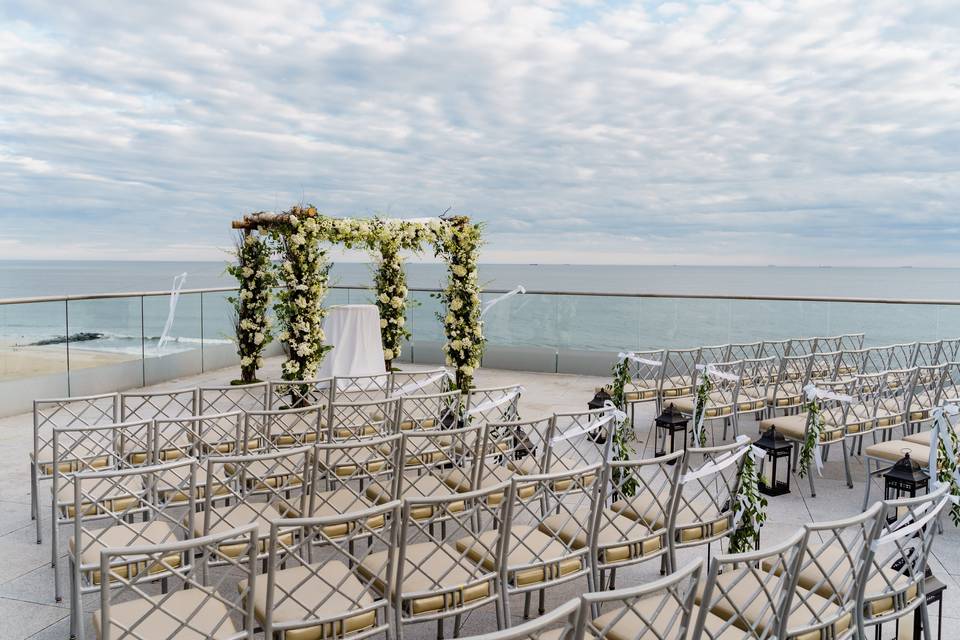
[1, 0, 959, 266]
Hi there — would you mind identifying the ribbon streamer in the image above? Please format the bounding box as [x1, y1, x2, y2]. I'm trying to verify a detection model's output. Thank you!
[681, 442, 750, 485]
[157, 273, 187, 353]
[618, 352, 663, 367]
[550, 411, 619, 445]
[802, 383, 852, 476]
[480, 285, 526, 320]
[871, 496, 948, 550]
[696, 363, 740, 382]
[390, 370, 453, 398]
[465, 386, 523, 417]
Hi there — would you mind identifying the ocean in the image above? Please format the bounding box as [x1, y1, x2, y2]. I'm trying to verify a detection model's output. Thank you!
[1, 260, 960, 357]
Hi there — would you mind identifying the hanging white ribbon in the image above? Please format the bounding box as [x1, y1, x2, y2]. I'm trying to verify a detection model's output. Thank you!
[389, 370, 454, 398]
[681, 440, 751, 485]
[802, 383, 853, 476]
[480, 285, 526, 320]
[618, 352, 663, 367]
[157, 273, 187, 353]
[550, 402, 624, 446]
[690, 364, 736, 445]
[696, 363, 740, 383]
[465, 386, 524, 417]
[928, 404, 960, 489]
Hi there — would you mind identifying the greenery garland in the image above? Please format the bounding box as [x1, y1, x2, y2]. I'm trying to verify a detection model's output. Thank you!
[435, 216, 483, 391]
[226, 232, 275, 383]
[692, 374, 712, 446]
[373, 235, 409, 369]
[268, 206, 331, 381]
[729, 449, 768, 553]
[610, 357, 637, 496]
[797, 397, 823, 479]
[935, 426, 960, 526]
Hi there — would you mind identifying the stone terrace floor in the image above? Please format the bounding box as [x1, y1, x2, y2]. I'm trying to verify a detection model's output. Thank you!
[0, 356, 957, 639]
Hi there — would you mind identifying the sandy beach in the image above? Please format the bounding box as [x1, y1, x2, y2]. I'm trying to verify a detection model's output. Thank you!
[0, 344, 137, 381]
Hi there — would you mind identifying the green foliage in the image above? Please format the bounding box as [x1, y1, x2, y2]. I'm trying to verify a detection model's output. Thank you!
[610, 357, 637, 496]
[729, 450, 768, 553]
[798, 398, 822, 478]
[225, 232, 276, 383]
[692, 375, 712, 447]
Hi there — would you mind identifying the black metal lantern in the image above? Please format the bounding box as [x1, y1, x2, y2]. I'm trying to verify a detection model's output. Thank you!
[756, 427, 792, 496]
[588, 387, 613, 411]
[655, 403, 689, 460]
[883, 451, 929, 501]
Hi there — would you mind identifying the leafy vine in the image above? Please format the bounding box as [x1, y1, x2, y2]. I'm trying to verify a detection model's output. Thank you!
[729, 449, 768, 553]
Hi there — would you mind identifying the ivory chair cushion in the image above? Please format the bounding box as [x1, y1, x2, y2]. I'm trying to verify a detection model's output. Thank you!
[612, 492, 729, 543]
[670, 393, 734, 418]
[592, 601, 742, 640]
[698, 571, 852, 640]
[55, 475, 143, 517]
[660, 376, 694, 398]
[766, 388, 803, 407]
[92, 588, 240, 639]
[735, 390, 767, 412]
[457, 526, 584, 587]
[359, 542, 491, 616]
[69, 520, 181, 584]
[366, 475, 464, 519]
[35, 442, 111, 475]
[508, 456, 598, 490]
[539, 508, 662, 563]
[624, 382, 658, 402]
[758, 413, 810, 441]
[155, 465, 229, 503]
[864, 440, 931, 464]
[240, 560, 377, 640]
[222, 459, 304, 490]
[903, 431, 934, 446]
[441, 466, 535, 505]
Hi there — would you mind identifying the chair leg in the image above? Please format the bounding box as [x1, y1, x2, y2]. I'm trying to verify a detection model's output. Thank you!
[436, 619, 444, 640]
[807, 458, 816, 498]
[32, 463, 42, 544]
[862, 459, 873, 510]
[920, 600, 933, 640]
[841, 439, 853, 489]
[523, 591, 531, 619]
[538, 589, 545, 615]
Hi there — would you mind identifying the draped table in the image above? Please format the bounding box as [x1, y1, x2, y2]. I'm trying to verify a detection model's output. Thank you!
[317, 304, 387, 378]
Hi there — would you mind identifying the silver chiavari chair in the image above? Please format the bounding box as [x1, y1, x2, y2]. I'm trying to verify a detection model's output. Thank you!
[837, 347, 868, 377]
[256, 501, 402, 640]
[758, 338, 791, 363]
[119, 388, 197, 423]
[658, 348, 700, 405]
[457, 598, 579, 640]
[670, 361, 742, 442]
[199, 382, 268, 414]
[361, 483, 510, 639]
[860, 346, 891, 375]
[621, 349, 665, 420]
[936, 338, 960, 363]
[582, 559, 702, 640]
[464, 385, 523, 427]
[327, 396, 401, 441]
[664, 439, 748, 570]
[940, 361, 960, 403]
[908, 364, 946, 432]
[859, 485, 951, 638]
[158, 410, 244, 457]
[266, 377, 333, 410]
[197, 446, 311, 565]
[698, 344, 732, 366]
[51, 419, 153, 603]
[398, 389, 461, 431]
[728, 341, 763, 361]
[809, 350, 842, 381]
[772, 503, 885, 640]
[693, 530, 807, 640]
[875, 368, 917, 441]
[333, 373, 393, 404]
[68, 459, 198, 640]
[31, 392, 119, 543]
[788, 336, 818, 356]
[817, 335, 844, 352]
[94, 524, 258, 640]
[390, 368, 453, 398]
[887, 342, 919, 372]
[735, 356, 774, 429]
[243, 404, 325, 450]
[913, 342, 942, 369]
[499, 416, 555, 478]
[840, 333, 866, 351]
[764, 353, 813, 418]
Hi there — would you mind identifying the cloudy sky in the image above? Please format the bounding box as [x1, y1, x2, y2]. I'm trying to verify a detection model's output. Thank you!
[2, 1, 959, 266]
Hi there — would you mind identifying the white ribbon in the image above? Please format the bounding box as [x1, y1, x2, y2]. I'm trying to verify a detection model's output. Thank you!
[681, 441, 751, 485]
[465, 386, 523, 417]
[871, 496, 948, 550]
[802, 383, 852, 476]
[550, 412, 618, 445]
[389, 370, 453, 398]
[480, 285, 526, 320]
[618, 352, 663, 367]
[696, 363, 740, 383]
[928, 404, 960, 489]
[157, 272, 187, 353]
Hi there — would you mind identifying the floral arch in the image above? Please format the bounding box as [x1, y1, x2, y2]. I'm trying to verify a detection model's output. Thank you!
[230, 205, 482, 390]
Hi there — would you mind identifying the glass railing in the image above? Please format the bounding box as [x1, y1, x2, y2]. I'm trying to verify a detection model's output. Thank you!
[3, 285, 960, 415]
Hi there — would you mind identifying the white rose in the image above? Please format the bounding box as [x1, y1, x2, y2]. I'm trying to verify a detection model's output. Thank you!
[383, 349, 394, 360]
[391, 296, 402, 308]
[253, 332, 264, 345]
[452, 265, 467, 277]
[380, 319, 388, 328]
[461, 365, 474, 375]
[379, 293, 390, 304]
[289, 215, 299, 226]
[242, 267, 253, 278]
[450, 298, 463, 311]
[240, 356, 253, 367]
[397, 317, 405, 326]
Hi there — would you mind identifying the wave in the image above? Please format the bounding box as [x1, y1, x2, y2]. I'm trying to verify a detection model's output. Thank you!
[23, 332, 233, 349]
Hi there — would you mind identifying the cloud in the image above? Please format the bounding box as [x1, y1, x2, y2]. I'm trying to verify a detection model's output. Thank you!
[1, 0, 958, 266]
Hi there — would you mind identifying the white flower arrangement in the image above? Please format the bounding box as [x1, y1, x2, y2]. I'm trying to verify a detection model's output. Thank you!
[226, 232, 275, 384]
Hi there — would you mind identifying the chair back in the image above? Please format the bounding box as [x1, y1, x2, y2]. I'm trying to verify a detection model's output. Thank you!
[458, 598, 579, 640]
[875, 368, 917, 434]
[840, 333, 866, 350]
[694, 361, 743, 417]
[581, 559, 702, 640]
[34, 392, 119, 476]
[787, 503, 885, 640]
[327, 396, 401, 440]
[464, 385, 523, 425]
[263, 501, 401, 639]
[390, 368, 452, 397]
[668, 439, 748, 557]
[267, 377, 332, 410]
[788, 336, 818, 356]
[120, 387, 197, 421]
[769, 353, 813, 409]
[243, 405, 324, 451]
[809, 350, 841, 381]
[660, 348, 700, 398]
[396, 424, 483, 509]
[837, 348, 868, 377]
[548, 408, 617, 472]
[332, 373, 392, 403]
[728, 342, 762, 361]
[941, 361, 960, 403]
[199, 382, 268, 414]
[758, 339, 790, 361]
[817, 335, 844, 352]
[862, 485, 951, 627]
[886, 342, 919, 371]
[809, 379, 856, 444]
[909, 364, 945, 423]
[499, 416, 555, 477]
[694, 531, 808, 640]
[311, 434, 402, 518]
[623, 350, 665, 402]
[698, 344, 731, 366]
[95, 524, 258, 640]
[738, 357, 774, 408]
[153, 411, 242, 459]
[912, 342, 941, 368]
[937, 338, 960, 363]
[599, 451, 683, 573]
[398, 389, 461, 431]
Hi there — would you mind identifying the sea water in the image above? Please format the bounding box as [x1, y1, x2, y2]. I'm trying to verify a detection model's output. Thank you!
[1, 260, 960, 355]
